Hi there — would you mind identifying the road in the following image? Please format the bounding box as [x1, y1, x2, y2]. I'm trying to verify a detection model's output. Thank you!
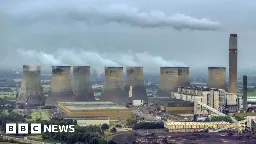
[132, 108, 158, 121]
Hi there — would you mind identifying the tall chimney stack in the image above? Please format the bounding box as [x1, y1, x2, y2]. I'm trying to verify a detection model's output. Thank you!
[228, 34, 238, 93]
[243, 75, 247, 111]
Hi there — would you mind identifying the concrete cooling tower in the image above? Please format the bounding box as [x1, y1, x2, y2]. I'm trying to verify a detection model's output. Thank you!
[125, 67, 148, 102]
[178, 67, 190, 87]
[45, 66, 75, 106]
[17, 65, 44, 107]
[207, 67, 226, 89]
[157, 67, 179, 97]
[100, 67, 128, 105]
[72, 66, 95, 101]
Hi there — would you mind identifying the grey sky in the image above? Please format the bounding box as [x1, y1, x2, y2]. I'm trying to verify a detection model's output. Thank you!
[0, 0, 256, 73]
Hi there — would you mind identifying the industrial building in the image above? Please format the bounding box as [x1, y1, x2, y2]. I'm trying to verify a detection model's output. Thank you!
[164, 121, 231, 132]
[149, 97, 194, 114]
[57, 101, 132, 121]
[207, 67, 226, 90]
[172, 86, 239, 115]
[45, 66, 75, 106]
[125, 67, 148, 102]
[100, 67, 128, 105]
[160, 101, 194, 114]
[16, 65, 44, 107]
[229, 34, 238, 94]
[72, 66, 95, 101]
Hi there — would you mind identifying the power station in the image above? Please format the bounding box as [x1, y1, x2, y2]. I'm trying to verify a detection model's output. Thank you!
[45, 66, 75, 106]
[16, 65, 44, 107]
[207, 67, 226, 90]
[125, 67, 148, 102]
[72, 66, 95, 101]
[229, 34, 238, 94]
[157, 67, 179, 97]
[100, 67, 128, 105]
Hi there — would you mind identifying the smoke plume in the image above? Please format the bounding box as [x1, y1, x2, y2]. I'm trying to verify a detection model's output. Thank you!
[6, 1, 221, 31]
[17, 49, 187, 73]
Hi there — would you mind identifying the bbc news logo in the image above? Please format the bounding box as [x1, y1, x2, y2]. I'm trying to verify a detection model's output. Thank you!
[6, 123, 75, 134]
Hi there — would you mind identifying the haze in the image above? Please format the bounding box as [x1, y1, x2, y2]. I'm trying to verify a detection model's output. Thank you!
[0, 0, 256, 73]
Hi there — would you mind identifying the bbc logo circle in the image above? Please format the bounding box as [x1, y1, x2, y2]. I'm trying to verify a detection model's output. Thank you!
[6, 123, 42, 134]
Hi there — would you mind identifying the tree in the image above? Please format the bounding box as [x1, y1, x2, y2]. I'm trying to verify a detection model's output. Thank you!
[208, 116, 233, 123]
[101, 123, 109, 131]
[127, 118, 137, 126]
[234, 115, 245, 121]
[89, 137, 100, 144]
[110, 127, 117, 133]
[108, 140, 117, 144]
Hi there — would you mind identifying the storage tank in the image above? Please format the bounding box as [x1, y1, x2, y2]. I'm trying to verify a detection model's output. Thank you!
[125, 67, 147, 102]
[157, 67, 179, 97]
[207, 67, 226, 89]
[72, 66, 95, 101]
[16, 65, 44, 107]
[45, 66, 75, 106]
[100, 67, 128, 105]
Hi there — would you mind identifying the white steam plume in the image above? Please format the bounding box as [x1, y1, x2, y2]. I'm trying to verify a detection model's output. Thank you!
[17, 49, 187, 73]
[7, 1, 221, 31]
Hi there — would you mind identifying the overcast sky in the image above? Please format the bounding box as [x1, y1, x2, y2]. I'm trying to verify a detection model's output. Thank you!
[0, 0, 256, 73]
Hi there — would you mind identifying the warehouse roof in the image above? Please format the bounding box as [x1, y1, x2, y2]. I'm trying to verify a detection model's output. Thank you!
[58, 101, 128, 110]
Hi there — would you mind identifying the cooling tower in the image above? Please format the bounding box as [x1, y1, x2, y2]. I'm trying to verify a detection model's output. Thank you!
[178, 67, 190, 87]
[100, 67, 128, 105]
[207, 67, 226, 89]
[72, 66, 95, 101]
[45, 66, 75, 106]
[229, 34, 238, 93]
[125, 67, 147, 102]
[157, 67, 179, 97]
[16, 65, 44, 107]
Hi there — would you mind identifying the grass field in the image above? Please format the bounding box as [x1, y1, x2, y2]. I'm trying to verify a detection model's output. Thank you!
[27, 110, 50, 121]
[0, 92, 16, 100]
[27, 135, 43, 141]
[247, 91, 256, 96]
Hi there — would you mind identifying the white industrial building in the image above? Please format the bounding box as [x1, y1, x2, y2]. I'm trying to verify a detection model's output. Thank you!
[172, 87, 238, 115]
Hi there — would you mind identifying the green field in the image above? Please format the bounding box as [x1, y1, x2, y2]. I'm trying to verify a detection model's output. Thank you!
[247, 91, 256, 96]
[0, 92, 16, 100]
[27, 110, 50, 121]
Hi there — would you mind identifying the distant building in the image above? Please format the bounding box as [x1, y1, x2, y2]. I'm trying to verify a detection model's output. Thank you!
[148, 97, 194, 114]
[172, 86, 238, 115]
[164, 121, 231, 132]
[57, 101, 132, 123]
